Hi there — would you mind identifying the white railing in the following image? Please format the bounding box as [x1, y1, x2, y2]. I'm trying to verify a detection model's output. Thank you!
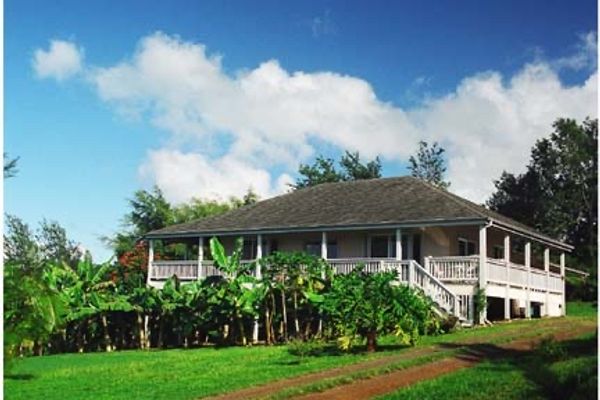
[484, 258, 563, 294]
[151, 260, 256, 280]
[409, 260, 462, 319]
[151, 260, 198, 280]
[426, 256, 479, 281]
[327, 258, 407, 275]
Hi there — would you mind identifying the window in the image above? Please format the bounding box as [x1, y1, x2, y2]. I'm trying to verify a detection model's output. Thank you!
[371, 236, 389, 257]
[458, 238, 476, 256]
[242, 238, 256, 260]
[412, 234, 422, 264]
[305, 242, 338, 258]
[493, 245, 504, 259]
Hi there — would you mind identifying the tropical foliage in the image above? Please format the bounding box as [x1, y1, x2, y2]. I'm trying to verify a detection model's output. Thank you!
[311, 267, 438, 351]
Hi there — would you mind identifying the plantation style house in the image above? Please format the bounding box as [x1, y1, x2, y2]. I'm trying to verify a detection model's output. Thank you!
[145, 176, 571, 325]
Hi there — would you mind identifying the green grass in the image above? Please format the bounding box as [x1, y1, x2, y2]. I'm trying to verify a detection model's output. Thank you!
[378, 332, 598, 400]
[5, 302, 597, 400]
[566, 300, 597, 318]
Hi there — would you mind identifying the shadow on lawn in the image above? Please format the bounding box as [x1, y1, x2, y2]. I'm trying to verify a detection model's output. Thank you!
[436, 333, 598, 400]
[4, 373, 35, 381]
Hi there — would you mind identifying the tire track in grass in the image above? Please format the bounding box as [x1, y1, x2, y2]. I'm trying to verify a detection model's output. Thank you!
[291, 326, 596, 400]
[201, 318, 587, 400]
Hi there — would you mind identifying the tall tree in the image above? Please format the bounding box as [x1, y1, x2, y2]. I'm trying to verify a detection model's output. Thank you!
[408, 141, 450, 189]
[487, 118, 597, 287]
[4, 153, 19, 179]
[293, 151, 382, 189]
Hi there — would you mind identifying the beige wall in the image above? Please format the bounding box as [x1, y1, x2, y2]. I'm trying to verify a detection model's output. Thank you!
[202, 225, 549, 265]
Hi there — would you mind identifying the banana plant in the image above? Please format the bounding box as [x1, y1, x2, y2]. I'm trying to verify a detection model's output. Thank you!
[209, 237, 262, 345]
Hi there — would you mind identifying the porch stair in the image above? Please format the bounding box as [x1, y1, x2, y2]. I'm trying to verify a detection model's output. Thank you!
[328, 259, 471, 324]
[401, 260, 470, 324]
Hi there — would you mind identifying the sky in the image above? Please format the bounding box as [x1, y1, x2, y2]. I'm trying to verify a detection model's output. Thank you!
[5, 0, 598, 262]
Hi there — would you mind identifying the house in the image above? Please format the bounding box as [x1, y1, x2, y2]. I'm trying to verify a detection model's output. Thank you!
[145, 176, 570, 325]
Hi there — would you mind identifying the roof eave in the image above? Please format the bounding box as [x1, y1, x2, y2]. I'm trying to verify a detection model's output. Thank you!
[145, 217, 489, 240]
[488, 219, 573, 252]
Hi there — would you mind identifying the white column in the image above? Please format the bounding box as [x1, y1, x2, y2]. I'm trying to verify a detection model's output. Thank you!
[255, 234, 263, 279]
[560, 252, 566, 316]
[504, 234, 511, 320]
[544, 248, 550, 316]
[395, 229, 402, 260]
[478, 225, 488, 322]
[252, 234, 263, 343]
[321, 232, 328, 260]
[197, 237, 204, 280]
[146, 239, 154, 285]
[525, 242, 531, 318]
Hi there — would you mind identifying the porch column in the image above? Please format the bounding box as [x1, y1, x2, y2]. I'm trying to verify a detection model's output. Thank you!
[525, 242, 532, 318]
[560, 252, 566, 316]
[544, 248, 550, 316]
[395, 229, 402, 261]
[321, 232, 328, 260]
[146, 239, 154, 286]
[197, 237, 204, 280]
[503, 234, 511, 320]
[478, 225, 488, 322]
[253, 234, 263, 343]
[255, 234, 263, 279]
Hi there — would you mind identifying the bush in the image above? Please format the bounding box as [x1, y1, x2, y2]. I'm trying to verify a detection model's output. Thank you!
[287, 338, 327, 359]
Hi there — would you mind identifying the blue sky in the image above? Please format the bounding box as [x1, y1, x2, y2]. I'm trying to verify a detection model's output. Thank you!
[5, 0, 598, 261]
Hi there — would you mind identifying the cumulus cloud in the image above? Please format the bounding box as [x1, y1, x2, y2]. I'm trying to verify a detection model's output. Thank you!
[139, 149, 293, 203]
[33, 40, 83, 81]
[81, 32, 596, 204]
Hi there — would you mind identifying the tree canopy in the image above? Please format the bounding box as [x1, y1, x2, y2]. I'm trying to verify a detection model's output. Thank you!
[293, 151, 382, 189]
[487, 118, 597, 291]
[408, 141, 450, 189]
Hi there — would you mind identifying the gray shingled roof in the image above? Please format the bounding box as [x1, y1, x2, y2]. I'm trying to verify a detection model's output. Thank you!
[147, 176, 570, 249]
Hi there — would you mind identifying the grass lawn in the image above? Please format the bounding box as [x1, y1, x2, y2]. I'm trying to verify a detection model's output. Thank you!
[5, 302, 597, 400]
[377, 332, 597, 400]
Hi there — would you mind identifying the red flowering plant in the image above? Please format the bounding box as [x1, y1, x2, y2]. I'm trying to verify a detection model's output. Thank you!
[115, 241, 161, 287]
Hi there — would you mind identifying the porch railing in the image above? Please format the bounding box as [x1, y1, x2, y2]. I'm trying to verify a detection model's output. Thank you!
[426, 256, 479, 281]
[427, 256, 563, 294]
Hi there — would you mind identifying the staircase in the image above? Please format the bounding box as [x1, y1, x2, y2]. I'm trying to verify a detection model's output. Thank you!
[398, 260, 470, 324]
[328, 258, 471, 324]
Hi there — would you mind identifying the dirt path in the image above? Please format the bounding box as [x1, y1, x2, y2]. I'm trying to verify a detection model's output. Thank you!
[293, 326, 596, 400]
[201, 319, 594, 400]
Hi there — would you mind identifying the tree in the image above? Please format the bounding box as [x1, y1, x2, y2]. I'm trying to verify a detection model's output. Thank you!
[487, 118, 597, 298]
[408, 141, 450, 189]
[4, 153, 19, 179]
[310, 267, 435, 352]
[293, 151, 382, 189]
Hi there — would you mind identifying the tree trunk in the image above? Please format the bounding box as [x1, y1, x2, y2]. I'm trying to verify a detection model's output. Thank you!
[238, 316, 247, 346]
[158, 316, 165, 348]
[366, 331, 377, 352]
[293, 292, 300, 336]
[144, 314, 150, 349]
[76, 321, 85, 353]
[101, 314, 113, 352]
[281, 290, 288, 341]
[136, 312, 146, 349]
[264, 301, 272, 345]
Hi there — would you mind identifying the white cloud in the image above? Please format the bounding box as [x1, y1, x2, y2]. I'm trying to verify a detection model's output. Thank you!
[139, 149, 291, 203]
[84, 32, 596, 204]
[553, 31, 597, 71]
[33, 40, 83, 81]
